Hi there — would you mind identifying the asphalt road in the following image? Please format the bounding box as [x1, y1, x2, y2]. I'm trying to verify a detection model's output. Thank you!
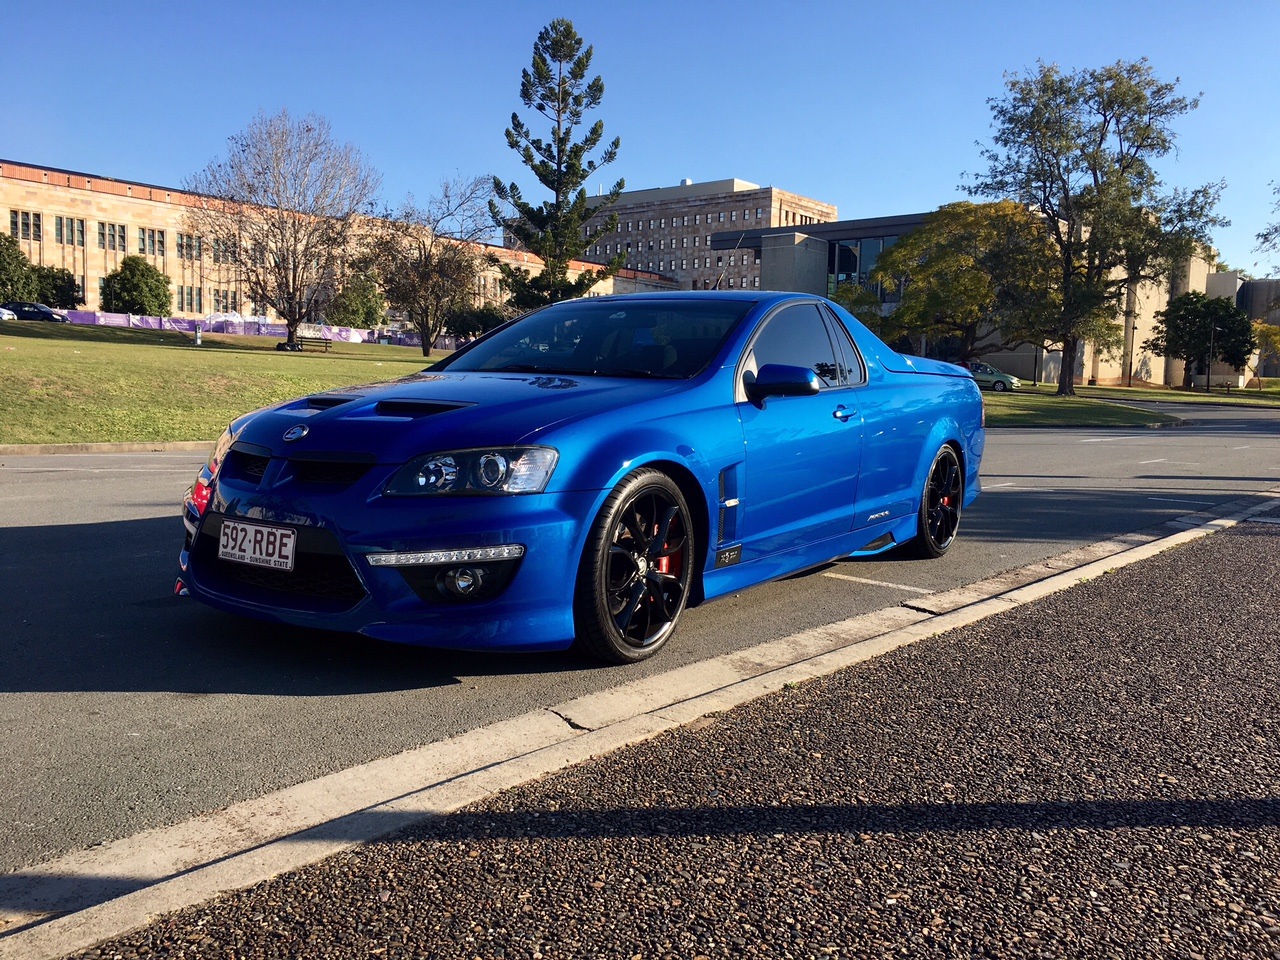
[1, 405, 1277, 878]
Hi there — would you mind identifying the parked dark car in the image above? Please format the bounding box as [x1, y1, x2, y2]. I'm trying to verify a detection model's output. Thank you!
[1, 301, 70, 323]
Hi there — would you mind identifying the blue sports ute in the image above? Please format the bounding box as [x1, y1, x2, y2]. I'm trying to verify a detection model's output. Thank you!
[178, 292, 985, 664]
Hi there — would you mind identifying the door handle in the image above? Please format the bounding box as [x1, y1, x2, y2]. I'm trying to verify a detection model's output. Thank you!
[832, 405, 853, 422]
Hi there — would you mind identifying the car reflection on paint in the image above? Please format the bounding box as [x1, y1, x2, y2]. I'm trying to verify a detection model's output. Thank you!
[178, 292, 985, 664]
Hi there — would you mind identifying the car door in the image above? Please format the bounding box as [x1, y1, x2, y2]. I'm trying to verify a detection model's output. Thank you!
[735, 302, 863, 562]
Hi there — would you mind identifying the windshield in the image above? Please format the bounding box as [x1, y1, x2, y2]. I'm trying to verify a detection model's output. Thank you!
[437, 298, 753, 379]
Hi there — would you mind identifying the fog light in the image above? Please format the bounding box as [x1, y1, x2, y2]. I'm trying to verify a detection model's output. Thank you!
[443, 566, 485, 597]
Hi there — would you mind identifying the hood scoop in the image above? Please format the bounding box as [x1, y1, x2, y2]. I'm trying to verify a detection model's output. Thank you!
[306, 394, 362, 410]
[374, 399, 468, 419]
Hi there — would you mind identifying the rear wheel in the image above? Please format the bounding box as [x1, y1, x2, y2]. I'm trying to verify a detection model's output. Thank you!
[574, 469, 694, 664]
[912, 445, 962, 558]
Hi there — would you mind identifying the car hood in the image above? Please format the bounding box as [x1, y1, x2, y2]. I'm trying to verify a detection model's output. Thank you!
[231, 370, 686, 462]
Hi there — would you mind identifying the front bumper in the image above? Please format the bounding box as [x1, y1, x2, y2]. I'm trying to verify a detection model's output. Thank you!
[180, 481, 605, 652]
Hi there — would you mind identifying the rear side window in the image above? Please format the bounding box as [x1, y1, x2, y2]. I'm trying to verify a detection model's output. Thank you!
[821, 307, 867, 386]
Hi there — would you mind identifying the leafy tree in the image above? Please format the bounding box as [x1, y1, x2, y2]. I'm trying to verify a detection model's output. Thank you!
[444, 303, 509, 340]
[969, 59, 1223, 396]
[101, 256, 172, 317]
[871, 201, 1057, 361]
[32, 265, 81, 309]
[1143, 291, 1254, 390]
[1246, 321, 1280, 389]
[185, 109, 381, 343]
[491, 19, 624, 309]
[325, 270, 384, 328]
[0, 233, 37, 303]
[368, 177, 497, 356]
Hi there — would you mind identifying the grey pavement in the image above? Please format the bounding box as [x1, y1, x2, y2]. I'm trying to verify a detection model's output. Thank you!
[48, 518, 1280, 959]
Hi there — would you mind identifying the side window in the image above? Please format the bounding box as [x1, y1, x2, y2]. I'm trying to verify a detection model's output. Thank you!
[821, 307, 867, 386]
[747, 303, 841, 387]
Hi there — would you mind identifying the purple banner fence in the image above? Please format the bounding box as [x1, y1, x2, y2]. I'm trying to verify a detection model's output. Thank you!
[63, 311, 426, 348]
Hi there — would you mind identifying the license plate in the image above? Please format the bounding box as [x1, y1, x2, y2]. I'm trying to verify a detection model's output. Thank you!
[218, 520, 297, 572]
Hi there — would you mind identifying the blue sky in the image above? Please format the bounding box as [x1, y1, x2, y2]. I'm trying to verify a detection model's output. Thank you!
[7, 0, 1278, 273]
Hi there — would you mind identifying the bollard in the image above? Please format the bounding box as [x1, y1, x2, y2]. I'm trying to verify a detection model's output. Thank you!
[195, 325, 202, 346]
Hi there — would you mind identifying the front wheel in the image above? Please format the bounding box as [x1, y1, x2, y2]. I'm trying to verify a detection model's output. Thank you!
[912, 445, 963, 559]
[992, 380, 1007, 392]
[574, 469, 695, 664]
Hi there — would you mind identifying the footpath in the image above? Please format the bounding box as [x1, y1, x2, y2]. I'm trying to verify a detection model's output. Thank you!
[21, 516, 1272, 959]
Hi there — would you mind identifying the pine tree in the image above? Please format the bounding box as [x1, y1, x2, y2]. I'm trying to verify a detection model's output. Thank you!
[491, 19, 625, 310]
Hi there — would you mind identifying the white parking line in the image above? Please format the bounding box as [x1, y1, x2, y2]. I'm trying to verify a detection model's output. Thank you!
[1079, 436, 1143, 443]
[822, 572, 935, 594]
[1139, 459, 1166, 464]
[984, 481, 1015, 488]
[1148, 497, 1213, 505]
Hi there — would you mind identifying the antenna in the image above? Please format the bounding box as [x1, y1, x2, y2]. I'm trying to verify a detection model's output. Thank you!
[712, 232, 747, 290]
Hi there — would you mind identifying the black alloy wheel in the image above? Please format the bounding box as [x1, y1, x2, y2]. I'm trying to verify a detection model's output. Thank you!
[575, 468, 694, 663]
[913, 445, 962, 558]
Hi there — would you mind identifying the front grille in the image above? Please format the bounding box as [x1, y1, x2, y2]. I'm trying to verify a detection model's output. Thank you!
[191, 515, 366, 611]
[222, 450, 270, 484]
[288, 458, 373, 486]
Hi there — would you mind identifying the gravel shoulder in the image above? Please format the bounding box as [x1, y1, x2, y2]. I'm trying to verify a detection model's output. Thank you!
[62, 521, 1280, 959]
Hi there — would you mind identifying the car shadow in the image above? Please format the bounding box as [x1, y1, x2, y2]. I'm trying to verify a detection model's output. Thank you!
[0, 516, 593, 696]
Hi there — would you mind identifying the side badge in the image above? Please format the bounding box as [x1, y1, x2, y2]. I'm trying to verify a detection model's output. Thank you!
[714, 545, 742, 568]
[283, 425, 309, 442]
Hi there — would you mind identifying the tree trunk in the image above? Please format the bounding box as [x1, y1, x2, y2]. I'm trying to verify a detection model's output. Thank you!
[1057, 336, 1079, 397]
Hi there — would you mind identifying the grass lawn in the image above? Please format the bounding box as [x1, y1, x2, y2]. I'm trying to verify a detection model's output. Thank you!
[1023, 381, 1280, 408]
[0, 322, 433, 444]
[2, 322, 1224, 444]
[981, 389, 1183, 428]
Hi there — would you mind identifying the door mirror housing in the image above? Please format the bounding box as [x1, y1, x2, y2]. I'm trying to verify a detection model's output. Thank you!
[745, 363, 822, 402]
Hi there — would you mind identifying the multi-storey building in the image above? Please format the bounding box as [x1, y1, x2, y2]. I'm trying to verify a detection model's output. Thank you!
[2, 159, 675, 319]
[578, 178, 837, 290]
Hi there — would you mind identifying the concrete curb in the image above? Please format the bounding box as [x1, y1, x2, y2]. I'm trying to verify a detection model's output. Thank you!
[3, 485, 1278, 960]
[0, 441, 215, 456]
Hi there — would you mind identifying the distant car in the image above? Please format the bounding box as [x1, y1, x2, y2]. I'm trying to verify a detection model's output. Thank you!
[0, 302, 70, 323]
[178, 291, 985, 664]
[0, 306, 16, 322]
[966, 360, 1020, 392]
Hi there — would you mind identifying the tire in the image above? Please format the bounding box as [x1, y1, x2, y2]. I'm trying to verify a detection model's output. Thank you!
[912, 445, 963, 559]
[574, 468, 695, 664]
[992, 380, 1007, 392]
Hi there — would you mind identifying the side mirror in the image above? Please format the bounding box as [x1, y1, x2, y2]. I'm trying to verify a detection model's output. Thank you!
[745, 363, 822, 402]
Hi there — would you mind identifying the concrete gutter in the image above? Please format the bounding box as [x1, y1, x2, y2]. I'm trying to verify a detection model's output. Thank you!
[2, 486, 1277, 960]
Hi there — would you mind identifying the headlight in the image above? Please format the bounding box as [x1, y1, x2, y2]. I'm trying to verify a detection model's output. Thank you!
[385, 447, 558, 496]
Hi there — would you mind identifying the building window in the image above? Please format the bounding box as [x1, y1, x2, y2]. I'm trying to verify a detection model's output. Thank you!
[648, 219, 654, 230]
[717, 212, 725, 223]
[728, 277, 735, 288]
[99, 222, 107, 249]
[32, 213, 41, 242]
[730, 211, 736, 222]
[195, 287, 202, 313]
[695, 214, 701, 225]
[55, 216, 63, 244]
[730, 255, 735, 266]
[756, 208, 762, 219]
[21, 211, 31, 239]
[139, 228, 146, 254]
[109, 224, 118, 251]
[681, 237, 688, 248]
[157, 230, 165, 257]
[8, 210, 16, 237]
[681, 258, 687, 269]
[76, 219, 84, 247]
[753, 276, 760, 288]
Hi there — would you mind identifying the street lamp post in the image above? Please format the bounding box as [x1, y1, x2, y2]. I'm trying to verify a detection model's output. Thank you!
[1206, 324, 1222, 393]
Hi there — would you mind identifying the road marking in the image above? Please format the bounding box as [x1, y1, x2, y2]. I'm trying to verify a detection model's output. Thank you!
[1148, 497, 1213, 505]
[984, 482, 1015, 488]
[1139, 459, 1166, 464]
[1234, 446, 1252, 450]
[822, 572, 935, 594]
[1079, 436, 1142, 443]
